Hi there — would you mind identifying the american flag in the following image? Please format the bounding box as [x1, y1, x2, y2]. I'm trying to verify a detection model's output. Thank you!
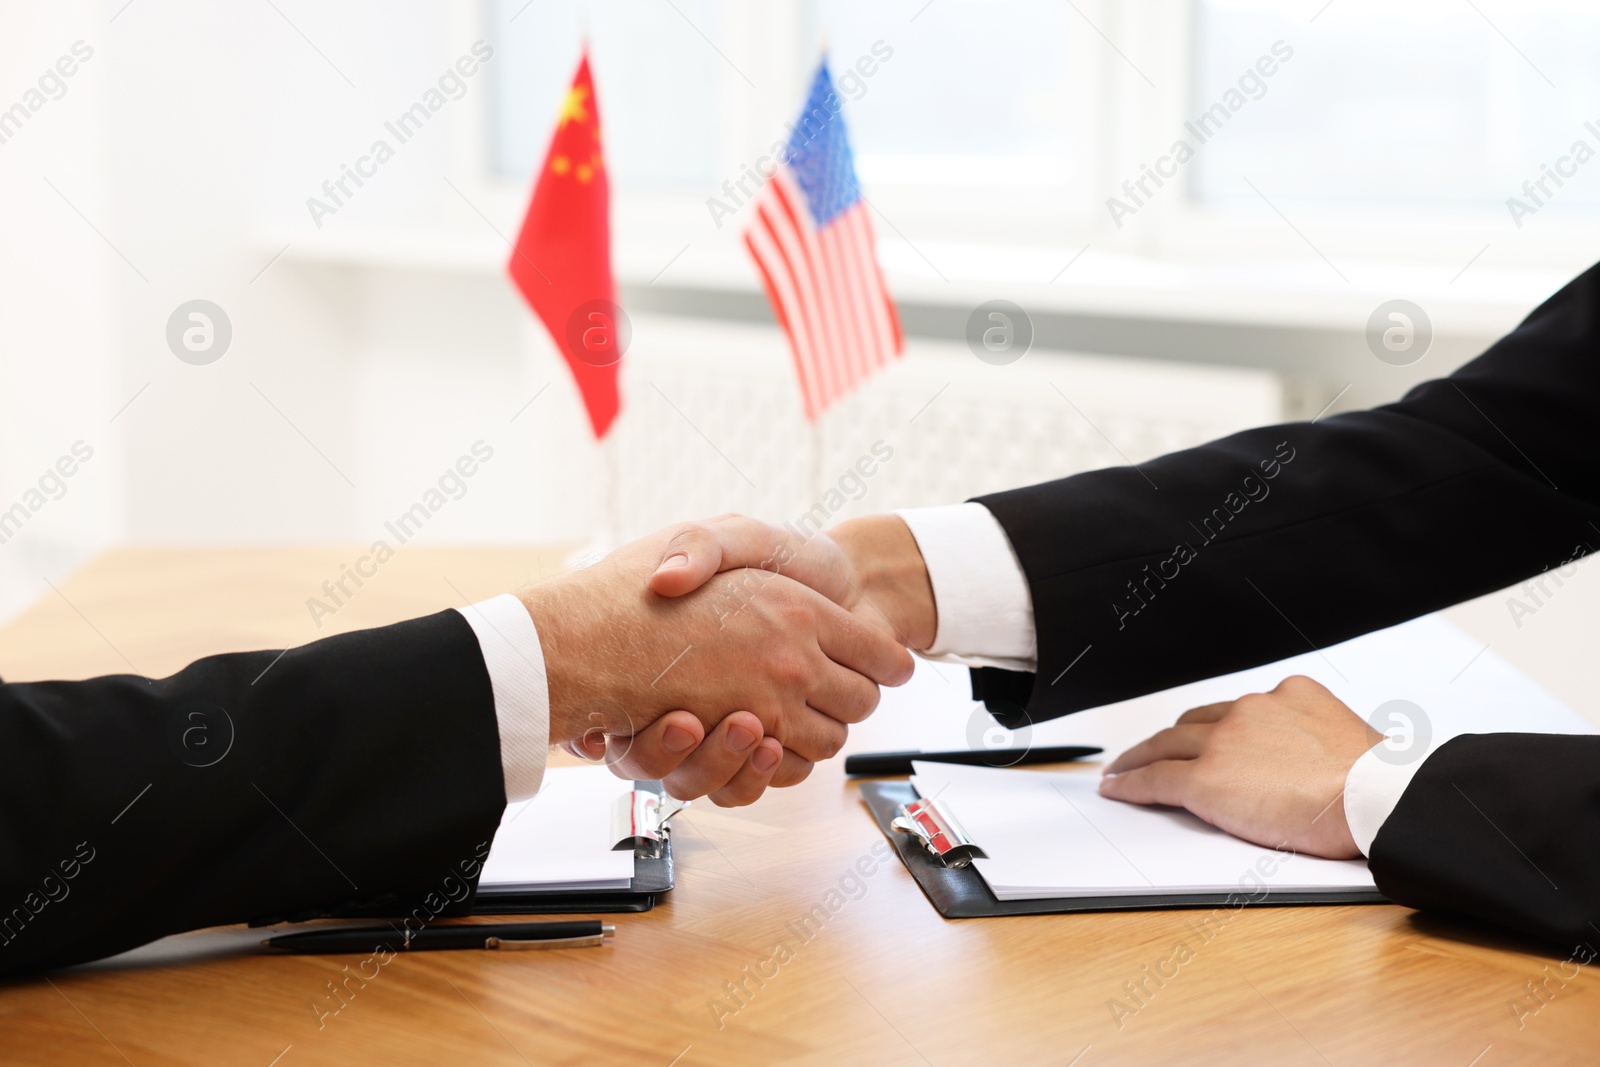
[744, 60, 903, 421]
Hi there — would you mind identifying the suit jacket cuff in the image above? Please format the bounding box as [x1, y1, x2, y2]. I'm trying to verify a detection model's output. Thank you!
[1343, 741, 1435, 856]
[455, 594, 549, 802]
[895, 503, 1037, 671]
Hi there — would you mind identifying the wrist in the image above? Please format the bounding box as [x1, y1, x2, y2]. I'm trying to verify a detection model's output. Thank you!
[830, 514, 936, 650]
[1302, 719, 1384, 859]
[518, 580, 627, 744]
[1320, 788, 1362, 859]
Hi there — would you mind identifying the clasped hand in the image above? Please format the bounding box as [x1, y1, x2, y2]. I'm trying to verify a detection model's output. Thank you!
[520, 514, 929, 805]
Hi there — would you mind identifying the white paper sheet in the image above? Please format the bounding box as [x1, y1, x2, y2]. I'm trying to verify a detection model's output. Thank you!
[481, 766, 636, 892]
[910, 760, 1374, 901]
[903, 613, 1599, 902]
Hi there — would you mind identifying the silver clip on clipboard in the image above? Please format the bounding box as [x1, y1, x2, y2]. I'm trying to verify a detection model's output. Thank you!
[892, 794, 988, 869]
[611, 788, 689, 860]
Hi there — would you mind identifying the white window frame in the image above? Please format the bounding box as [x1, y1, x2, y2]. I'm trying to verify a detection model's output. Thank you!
[435, 0, 1600, 293]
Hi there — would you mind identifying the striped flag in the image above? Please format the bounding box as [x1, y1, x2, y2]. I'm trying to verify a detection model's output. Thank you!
[744, 60, 903, 421]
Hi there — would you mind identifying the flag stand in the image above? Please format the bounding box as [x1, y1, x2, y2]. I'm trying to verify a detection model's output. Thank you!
[808, 414, 826, 512]
[504, 50, 622, 571]
[604, 425, 624, 547]
[741, 55, 905, 524]
[564, 428, 622, 571]
[602, 427, 622, 546]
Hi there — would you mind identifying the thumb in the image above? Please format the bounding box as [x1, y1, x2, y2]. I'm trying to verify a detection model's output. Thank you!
[650, 515, 845, 603]
[648, 524, 726, 597]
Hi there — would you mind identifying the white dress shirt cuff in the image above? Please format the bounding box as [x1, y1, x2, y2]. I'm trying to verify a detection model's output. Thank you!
[1342, 741, 1437, 857]
[455, 594, 549, 803]
[894, 503, 1038, 672]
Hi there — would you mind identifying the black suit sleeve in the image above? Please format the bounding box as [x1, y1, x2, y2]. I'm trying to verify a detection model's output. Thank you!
[1368, 734, 1600, 949]
[0, 609, 507, 976]
[970, 261, 1600, 727]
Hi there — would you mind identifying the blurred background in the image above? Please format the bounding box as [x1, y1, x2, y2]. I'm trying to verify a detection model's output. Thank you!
[4, 0, 1599, 646]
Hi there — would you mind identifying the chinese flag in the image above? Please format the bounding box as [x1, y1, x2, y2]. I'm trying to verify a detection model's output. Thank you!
[508, 54, 621, 439]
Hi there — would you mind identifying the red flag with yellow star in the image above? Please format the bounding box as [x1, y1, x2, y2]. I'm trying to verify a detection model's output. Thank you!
[508, 54, 621, 439]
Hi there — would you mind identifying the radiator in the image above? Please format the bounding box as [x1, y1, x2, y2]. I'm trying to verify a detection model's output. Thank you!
[608, 314, 1285, 540]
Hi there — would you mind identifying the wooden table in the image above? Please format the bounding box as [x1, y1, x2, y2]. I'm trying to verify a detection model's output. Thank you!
[0, 547, 1593, 1066]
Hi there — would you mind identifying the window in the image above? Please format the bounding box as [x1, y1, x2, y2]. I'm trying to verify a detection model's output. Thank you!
[1191, 0, 1600, 215]
[806, 0, 1076, 189]
[476, 0, 1600, 273]
[486, 0, 721, 191]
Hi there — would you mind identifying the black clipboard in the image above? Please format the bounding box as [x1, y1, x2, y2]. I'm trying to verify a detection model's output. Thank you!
[471, 778, 676, 915]
[860, 779, 1388, 918]
[471, 836, 672, 914]
[251, 780, 677, 927]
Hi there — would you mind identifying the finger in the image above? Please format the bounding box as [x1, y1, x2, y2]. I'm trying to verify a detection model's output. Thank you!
[806, 660, 882, 725]
[657, 712, 767, 800]
[1176, 701, 1235, 726]
[750, 700, 849, 764]
[768, 747, 815, 789]
[564, 729, 609, 762]
[1098, 759, 1195, 808]
[707, 737, 784, 807]
[603, 711, 706, 781]
[700, 515, 851, 600]
[1104, 724, 1213, 775]
[814, 598, 915, 686]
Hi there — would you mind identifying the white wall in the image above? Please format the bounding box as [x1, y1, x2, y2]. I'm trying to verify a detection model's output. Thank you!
[1, 0, 1584, 657]
[0, 3, 121, 620]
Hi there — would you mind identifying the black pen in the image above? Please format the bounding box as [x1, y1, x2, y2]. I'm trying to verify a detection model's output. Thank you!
[844, 745, 1103, 776]
[261, 920, 615, 954]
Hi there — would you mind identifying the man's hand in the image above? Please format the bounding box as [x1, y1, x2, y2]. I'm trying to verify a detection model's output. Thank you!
[568, 709, 788, 807]
[582, 514, 935, 802]
[520, 520, 914, 798]
[560, 513, 937, 804]
[1098, 676, 1383, 859]
[649, 513, 937, 650]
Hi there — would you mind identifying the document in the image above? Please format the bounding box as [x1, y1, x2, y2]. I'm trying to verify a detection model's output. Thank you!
[481, 766, 637, 893]
[899, 614, 1598, 903]
[910, 760, 1374, 901]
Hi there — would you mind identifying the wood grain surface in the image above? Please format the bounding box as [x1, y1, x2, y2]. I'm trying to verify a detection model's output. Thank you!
[0, 547, 1592, 1066]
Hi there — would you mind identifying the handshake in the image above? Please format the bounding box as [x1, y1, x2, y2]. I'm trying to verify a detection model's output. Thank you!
[517, 513, 938, 806]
